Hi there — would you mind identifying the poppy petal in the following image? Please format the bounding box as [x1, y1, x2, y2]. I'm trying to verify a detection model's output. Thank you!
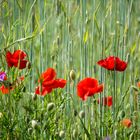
[6, 51, 14, 67]
[77, 77, 103, 100]
[13, 50, 26, 59]
[0, 85, 10, 94]
[41, 68, 56, 82]
[97, 56, 127, 72]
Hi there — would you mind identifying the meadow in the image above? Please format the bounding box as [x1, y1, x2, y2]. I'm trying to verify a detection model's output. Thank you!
[0, 0, 140, 139]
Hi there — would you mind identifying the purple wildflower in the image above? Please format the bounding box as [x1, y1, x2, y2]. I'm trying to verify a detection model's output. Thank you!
[0, 72, 6, 81]
[104, 136, 110, 140]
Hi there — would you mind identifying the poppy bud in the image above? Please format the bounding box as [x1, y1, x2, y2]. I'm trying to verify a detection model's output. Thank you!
[118, 110, 125, 119]
[32, 94, 37, 101]
[31, 120, 38, 129]
[114, 130, 118, 140]
[125, 104, 130, 110]
[47, 102, 55, 111]
[72, 129, 78, 138]
[79, 110, 85, 119]
[121, 118, 132, 128]
[55, 132, 59, 137]
[0, 112, 3, 118]
[131, 85, 139, 92]
[129, 132, 134, 140]
[28, 128, 32, 134]
[70, 70, 76, 81]
[27, 62, 31, 69]
[59, 130, 65, 138]
[126, 53, 130, 63]
[74, 110, 78, 116]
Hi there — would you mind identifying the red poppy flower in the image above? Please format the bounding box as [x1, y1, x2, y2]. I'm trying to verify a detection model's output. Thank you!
[97, 56, 127, 72]
[6, 50, 28, 69]
[77, 77, 103, 100]
[137, 81, 140, 88]
[0, 85, 12, 94]
[121, 118, 132, 128]
[98, 96, 112, 107]
[35, 68, 67, 96]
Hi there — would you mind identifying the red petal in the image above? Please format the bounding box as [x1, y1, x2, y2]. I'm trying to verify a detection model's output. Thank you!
[35, 85, 53, 96]
[40, 68, 56, 82]
[107, 56, 115, 70]
[78, 78, 98, 88]
[52, 79, 67, 88]
[77, 78, 103, 100]
[13, 50, 26, 59]
[87, 84, 103, 96]
[98, 96, 112, 107]
[77, 85, 88, 100]
[12, 59, 28, 69]
[116, 57, 127, 71]
[0, 85, 10, 94]
[6, 51, 13, 67]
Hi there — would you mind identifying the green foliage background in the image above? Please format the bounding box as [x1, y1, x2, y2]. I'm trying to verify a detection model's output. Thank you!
[0, 0, 140, 139]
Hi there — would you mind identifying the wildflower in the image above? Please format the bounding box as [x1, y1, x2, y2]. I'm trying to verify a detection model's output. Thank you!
[77, 77, 103, 100]
[137, 81, 140, 88]
[70, 70, 76, 81]
[35, 68, 66, 96]
[0, 72, 7, 81]
[98, 96, 112, 107]
[79, 110, 85, 118]
[0, 85, 11, 94]
[121, 118, 132, 128]
[6, 50, 28, 69]
[97, 56, 127, 72]
[47, 102, 55, 111]
[59, 130, 65, 138]
[19, 76, 24, 81]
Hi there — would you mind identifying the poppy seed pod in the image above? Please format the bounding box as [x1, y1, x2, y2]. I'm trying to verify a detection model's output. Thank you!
[59, 130, 65, 138]
[70, 70, 76, 81]
[31, 120, 38, 129]
[79, 110, 85, 118]
[47, 102, 55, 111]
